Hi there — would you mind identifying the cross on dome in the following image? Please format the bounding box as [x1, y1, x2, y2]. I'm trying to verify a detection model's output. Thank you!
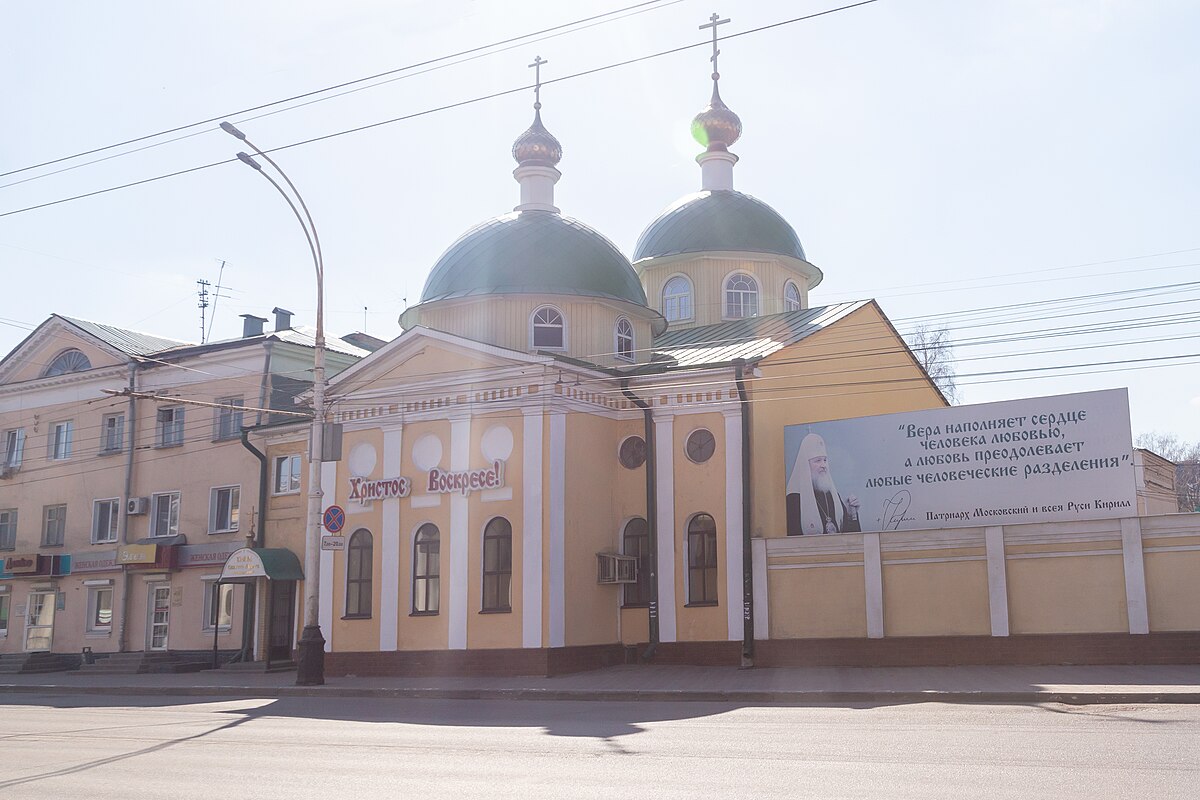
[512, 54, 562, 170]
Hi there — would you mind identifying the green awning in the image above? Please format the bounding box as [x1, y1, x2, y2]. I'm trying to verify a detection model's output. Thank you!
[219, 548, 304, 581]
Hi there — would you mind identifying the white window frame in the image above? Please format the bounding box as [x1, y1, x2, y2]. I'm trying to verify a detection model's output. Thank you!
[273, 454, 302, 495]
[49, 420, 73, 460]
[209, 485, 240, 534]
[0, 509, 16, 551]
[202, 580, 234, 632]
[662, 275, 694, 323]
[156, 406, 185, 448]
[151, 492, 181, 538]
[614, 317, 635, 362]
[529, 305, 566, 351]
[86, 585, 114, 634]
[42, 504, 66, 547]
[723, 272, 760, 320]
[91, 498, 120, 544]
[100, 413, 124, 454]
[2, 428, 25, 468]
[784, 280, 803, 313]
[214, 397, 244, 441]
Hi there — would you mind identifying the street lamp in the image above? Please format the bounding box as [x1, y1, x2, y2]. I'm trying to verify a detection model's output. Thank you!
[222, 121, 327, 686]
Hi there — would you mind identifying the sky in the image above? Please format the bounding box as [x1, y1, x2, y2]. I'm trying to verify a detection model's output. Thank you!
[2, 0, 1198, 442]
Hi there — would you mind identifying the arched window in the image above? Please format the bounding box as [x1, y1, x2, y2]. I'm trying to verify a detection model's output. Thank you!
[615, 317, 634, 362]
[784, 280, 803, 312]
[41, 349, 92, 377]
[724, 274, 759, 319]
[412, 523, 440, 615]
[621, 517, 651, 607]
[345, 529, 373, 618]
[531, 306, 565, 350]
[687, 514, 718, 605]
[662, 276, 693, 322]
[482, 517, 512, 612]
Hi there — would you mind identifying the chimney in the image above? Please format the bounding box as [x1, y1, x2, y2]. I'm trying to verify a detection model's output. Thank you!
[272, 307, 294, 331]
[240, 314, 267, 338]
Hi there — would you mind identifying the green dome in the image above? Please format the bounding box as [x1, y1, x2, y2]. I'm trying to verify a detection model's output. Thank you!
[420, 211, 648, 306]
[634, 190, 807, 264]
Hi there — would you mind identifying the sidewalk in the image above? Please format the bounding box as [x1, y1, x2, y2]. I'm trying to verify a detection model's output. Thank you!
[2, 663, 1199, 705]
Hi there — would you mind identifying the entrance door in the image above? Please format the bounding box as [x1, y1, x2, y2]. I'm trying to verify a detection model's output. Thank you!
[24, 591, 56, 652]
[147, 585, 170, 651]
[267, 581, 296, 662]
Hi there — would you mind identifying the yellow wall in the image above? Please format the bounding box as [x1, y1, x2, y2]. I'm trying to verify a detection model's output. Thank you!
[640, 254, 812, 329]
[672, 412, 728, 642]
[750, 302, 945, 539]
[1006, 554, 1129, 634]
[768, 565, 868, 638]
[1144, 550, 1200, 631]
[396, 419, 452, 651]
[5, 329, 123, 384]
[882, 560, 991, 636]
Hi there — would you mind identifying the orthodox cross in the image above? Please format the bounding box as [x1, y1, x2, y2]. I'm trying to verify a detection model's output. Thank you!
[529, 55, 548, 109]
[699, 12, 730, 81]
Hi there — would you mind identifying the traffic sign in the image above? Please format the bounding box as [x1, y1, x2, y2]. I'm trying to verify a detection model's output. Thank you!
[320, 535, 346, 551]
[322, 505, 346, 533]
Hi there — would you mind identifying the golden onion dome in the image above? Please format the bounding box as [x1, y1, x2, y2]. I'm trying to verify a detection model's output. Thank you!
[690, 83, 742, 151]
[512, 107, 563, 167]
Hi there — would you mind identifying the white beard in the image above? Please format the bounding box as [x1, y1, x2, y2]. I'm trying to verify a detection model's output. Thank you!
[812, 472, 834, 494]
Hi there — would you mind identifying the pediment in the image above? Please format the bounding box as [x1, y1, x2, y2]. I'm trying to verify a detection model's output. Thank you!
[0, 317, 130, 386]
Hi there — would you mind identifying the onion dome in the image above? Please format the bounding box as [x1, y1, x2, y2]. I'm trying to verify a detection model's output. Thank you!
[691, 83, 742, 151]
[512, 107, 562, 167]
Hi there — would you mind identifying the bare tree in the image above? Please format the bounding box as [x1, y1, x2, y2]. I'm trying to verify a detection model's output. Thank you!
[905, 324, 959, 404]
[1135, 432, 1200, 512]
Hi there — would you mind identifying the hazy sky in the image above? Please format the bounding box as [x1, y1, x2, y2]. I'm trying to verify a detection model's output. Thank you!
[3, 0, 1197, 441]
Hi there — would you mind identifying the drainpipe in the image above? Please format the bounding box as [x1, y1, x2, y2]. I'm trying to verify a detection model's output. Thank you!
[621, 379, 659, 661]
[117, 360, 139, 653]
[236, 430, 269, 664]
[733, 360, 754, 664]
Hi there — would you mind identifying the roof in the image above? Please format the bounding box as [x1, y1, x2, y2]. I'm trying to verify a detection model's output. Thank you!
[634, 190, 807, 264]
[155, 325, 369, 361]
[419, 210, 648, 306]
[648, 301, 868, 369]
[57, 315, 192, 356]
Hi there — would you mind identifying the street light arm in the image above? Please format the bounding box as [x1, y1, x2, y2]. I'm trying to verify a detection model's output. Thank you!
[240, 137, 324, 285]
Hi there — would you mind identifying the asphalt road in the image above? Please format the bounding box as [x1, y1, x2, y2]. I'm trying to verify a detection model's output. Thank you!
[0, 694, 1196, 799]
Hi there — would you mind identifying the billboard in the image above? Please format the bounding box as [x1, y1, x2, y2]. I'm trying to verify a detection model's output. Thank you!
[783, 389, 1137, 534]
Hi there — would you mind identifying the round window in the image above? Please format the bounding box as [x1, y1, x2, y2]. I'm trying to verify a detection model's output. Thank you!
[619, 436, 647, 469]
[685, 429, 716, 464]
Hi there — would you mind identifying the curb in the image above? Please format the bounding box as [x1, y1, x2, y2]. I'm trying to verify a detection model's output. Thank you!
[3, 683, 1199, 705]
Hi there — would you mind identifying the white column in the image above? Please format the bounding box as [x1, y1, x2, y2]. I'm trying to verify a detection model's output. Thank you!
[752, 538, 769, 640]
[654, 415, 677, 643]
[863, 533, 884, 639]
[723, 410, 743, 641]
[448, 416, 471, 650]
[984, 526, 1010, 637]
[379, 427, 402, 651]
[548, 412, 566, 648]
[318, 460, 337, 652]
[697, 150, 737, 191]
[522, 409, 544, 648]
[1121, 517, 1150, 634]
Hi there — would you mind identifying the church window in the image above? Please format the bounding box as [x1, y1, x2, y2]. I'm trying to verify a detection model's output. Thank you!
[615, 318, 634, 362]
[531, 306, 565, 350]
[662, 276, 693, 322]
[622, 518, 651, 607]
[412, 523, 440, 615]
[345, 529, 373, 618]
[618, 436, 646, 470]
[42, 349, 92, 377]
[784, 280, 803, 312]
[686, 514, 718, 605]
[482, 517, 512, 612]
[685, 429, 716, 464]
[724, 274, 759, 319]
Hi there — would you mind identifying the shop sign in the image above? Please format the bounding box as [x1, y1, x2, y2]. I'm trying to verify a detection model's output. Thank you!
[71, 550, 118, 573]
[783, 389, 1137, 535]
[178, 541, 242, 569]
[426, 460, 505, 496]
[348, 476, 412, 502]
[3, 554, 40, 574]
[118, 544, 158, 565]
[221, 549, 269, 579]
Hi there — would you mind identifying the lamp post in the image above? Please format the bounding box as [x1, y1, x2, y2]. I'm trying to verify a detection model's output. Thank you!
[221, 121, 327, 686]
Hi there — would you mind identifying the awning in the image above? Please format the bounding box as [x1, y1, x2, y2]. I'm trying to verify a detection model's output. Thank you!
[219, 548, 304, 582]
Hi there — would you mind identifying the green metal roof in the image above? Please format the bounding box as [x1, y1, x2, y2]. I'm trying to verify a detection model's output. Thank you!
[419, 210, 648, 306]
[57, 315, 192, 355]
[633, 190, 807, 264]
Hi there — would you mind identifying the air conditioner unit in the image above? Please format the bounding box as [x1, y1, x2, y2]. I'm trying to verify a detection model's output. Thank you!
[127, 497, 149, 515]
[596, 553, 638, 585]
